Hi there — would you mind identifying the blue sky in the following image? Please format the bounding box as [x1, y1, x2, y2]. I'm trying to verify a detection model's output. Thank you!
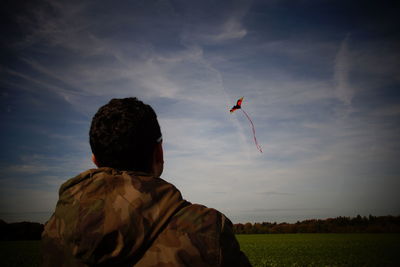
[1, 0, 399, 223]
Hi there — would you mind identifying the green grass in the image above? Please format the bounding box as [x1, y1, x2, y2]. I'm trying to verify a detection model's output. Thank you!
[237, 233, 400, 267]
[0, 241, 41, 267]
[1, 234, 399, 266]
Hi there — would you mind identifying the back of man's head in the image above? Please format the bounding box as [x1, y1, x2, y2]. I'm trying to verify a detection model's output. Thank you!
[89, 97, 161, 172]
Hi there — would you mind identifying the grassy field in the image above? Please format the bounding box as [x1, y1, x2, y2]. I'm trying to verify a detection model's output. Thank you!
[0, 240, 41, 267]
[1, 234, 399, 266]
[237, 234, 400, 267]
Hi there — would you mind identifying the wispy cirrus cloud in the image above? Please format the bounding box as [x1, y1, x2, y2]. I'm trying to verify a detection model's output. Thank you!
[334, 35, 353, 107]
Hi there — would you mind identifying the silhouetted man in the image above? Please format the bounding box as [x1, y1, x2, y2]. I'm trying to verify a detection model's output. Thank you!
[42, 97, 251, 266]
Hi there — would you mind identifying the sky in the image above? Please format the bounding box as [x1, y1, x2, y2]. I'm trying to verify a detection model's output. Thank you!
[1, 0, 399, 224]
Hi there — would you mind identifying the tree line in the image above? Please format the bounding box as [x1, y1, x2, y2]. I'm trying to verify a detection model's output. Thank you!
[1, 215, 400, 240]
[0, 219, 44, 240]
[233, 215, 400, 234]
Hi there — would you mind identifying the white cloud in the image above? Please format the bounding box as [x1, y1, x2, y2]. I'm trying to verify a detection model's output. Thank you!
[184, 16, 247, 44]
[334, 35, 354, 106]
[180, 0, 250, 45]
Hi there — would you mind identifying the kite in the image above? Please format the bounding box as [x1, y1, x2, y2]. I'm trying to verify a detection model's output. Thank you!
[230, 97, 263, 153]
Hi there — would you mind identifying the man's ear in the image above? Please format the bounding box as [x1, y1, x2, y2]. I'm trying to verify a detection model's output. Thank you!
[154, 142, 164, 164]
[92, 154, 99, 167]
[152, 142, 164, 177]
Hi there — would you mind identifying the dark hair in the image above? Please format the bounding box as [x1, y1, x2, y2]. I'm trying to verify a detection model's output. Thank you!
[89, 97, 161, 171]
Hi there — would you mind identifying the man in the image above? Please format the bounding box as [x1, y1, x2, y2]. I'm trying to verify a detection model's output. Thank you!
[42, 97, 251, 266]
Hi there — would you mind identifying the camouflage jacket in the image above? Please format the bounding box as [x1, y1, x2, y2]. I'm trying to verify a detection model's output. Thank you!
[42, 167, 251, 266]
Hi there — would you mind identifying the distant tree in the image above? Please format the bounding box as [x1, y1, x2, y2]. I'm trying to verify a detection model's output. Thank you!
[0, 220, 44, 240]
[233, 215, 400, 234]
[244, 222, 253, 234]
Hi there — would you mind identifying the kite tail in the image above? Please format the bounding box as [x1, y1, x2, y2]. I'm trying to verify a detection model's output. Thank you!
[241, 109, 263, 153]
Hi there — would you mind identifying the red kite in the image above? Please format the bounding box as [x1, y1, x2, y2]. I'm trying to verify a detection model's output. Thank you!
[230, 97, 243, 113]
[230, 97, 262, 153]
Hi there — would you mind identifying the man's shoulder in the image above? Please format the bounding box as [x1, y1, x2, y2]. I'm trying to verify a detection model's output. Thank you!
[168, 203, 232, 235]
[58, 168, 106, 195]
[58, 167, 177, 196]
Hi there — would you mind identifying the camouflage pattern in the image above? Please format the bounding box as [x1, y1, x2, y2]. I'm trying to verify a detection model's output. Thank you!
[42, 167, 251, 266]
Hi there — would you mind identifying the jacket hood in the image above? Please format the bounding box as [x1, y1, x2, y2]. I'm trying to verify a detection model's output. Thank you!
[43, 167, 189, 266]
